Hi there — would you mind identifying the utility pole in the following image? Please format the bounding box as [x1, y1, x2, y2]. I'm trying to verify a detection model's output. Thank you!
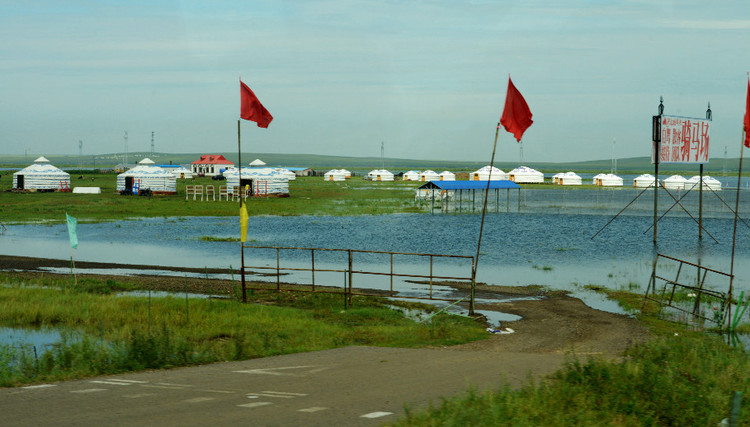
[381, 141, 384, 169]
[78, 140, 83, 169]
[151, 131, 155, 156]
[124, 131, 129, 165]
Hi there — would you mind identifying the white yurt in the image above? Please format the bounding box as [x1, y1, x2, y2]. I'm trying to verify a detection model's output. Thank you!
[438, 171, 456, 181]
[402, 170, 420, 181]
[509, 166, 544, 184]
[663, 175, 687, 191]
[686, 175, 722, 192]
[340, 169, 352, 178]
[595, 173, 623, 187]
[591, 173, 605, 185]
[167, 166, 193, 179]
[633, 174, 657, 188]
[366, 169, 394, 181]
[249, 159, 266, 167]
[13, 156, 70, 191]
[324, 169, 347, 181]
[557, 171, 582, 186]
[224, 167, 290, 196]
[419, 170, 440, 182]
[117, 158, 177, 194]
[471, 166, 508, 181]
[274, 168, 296, 181]
[552, 172, 564, 184]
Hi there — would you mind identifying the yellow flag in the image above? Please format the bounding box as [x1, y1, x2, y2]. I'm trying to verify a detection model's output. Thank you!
[240, 204, 249, 243]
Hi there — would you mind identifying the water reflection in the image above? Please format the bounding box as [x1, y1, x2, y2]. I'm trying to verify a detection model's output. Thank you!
[1, 208, 748, 313]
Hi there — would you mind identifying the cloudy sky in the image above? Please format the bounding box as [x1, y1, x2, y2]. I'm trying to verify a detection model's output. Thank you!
[1, 0, 748, 164]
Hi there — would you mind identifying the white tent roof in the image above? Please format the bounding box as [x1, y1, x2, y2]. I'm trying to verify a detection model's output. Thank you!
[138, 158, 155, 165]
[33, 156, 50, 163]
[664, 175, 686, 183]
[250, 159, 266, 166]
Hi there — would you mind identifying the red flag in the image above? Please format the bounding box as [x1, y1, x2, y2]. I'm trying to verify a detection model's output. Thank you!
[240, 80, 273, 128]
[744, 78, 750, 148]
[500, 77, 533, 142]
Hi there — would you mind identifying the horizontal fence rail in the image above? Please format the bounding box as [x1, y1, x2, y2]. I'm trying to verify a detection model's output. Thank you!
[241, 245, 475, 308]
[644, 253, 733, 328]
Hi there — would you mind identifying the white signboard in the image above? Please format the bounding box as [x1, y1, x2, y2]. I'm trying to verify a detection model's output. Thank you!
[655, 115, 710, 164]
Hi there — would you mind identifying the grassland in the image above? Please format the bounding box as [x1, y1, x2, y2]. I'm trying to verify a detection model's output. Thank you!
[0, 173, 423, 223]
[393, 291, 750, 426]
[0, 273, 486, 386]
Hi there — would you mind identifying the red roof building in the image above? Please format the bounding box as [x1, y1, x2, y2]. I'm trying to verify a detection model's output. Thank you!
[190, 155, 234, 176]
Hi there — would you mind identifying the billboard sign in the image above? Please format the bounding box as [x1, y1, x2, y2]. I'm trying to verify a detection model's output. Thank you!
[653, 115, 710, 164]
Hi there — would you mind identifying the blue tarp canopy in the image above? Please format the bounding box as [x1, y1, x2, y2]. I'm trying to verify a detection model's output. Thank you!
[417, 180, 521, 190]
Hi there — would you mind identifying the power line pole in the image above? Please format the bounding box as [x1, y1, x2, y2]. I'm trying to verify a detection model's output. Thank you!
[124, 131, 129, 165]
[151, 131, 155, 156]
[78, 140, 83, 169]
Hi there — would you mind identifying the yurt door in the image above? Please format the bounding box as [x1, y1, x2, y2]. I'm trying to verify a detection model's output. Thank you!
[125, 176, 134, 190]
[16, 175, 24, 189]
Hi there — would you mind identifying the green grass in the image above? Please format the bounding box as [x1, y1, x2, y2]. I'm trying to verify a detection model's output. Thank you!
[0, 275, 486, 386]
[0, 173, 423, 223]
[392, 289, 750, 426]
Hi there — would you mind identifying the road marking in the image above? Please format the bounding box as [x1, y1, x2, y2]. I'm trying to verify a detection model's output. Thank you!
[199, 389, 235, 394]
[298, 407, 329, 413]
[91, 380, 134, 386]
[105, 379, 147, 384]
[71, 388, 107, 394]
[155, 382, 192, 387]
[234, 365, 328, 376]
[246, 391, 308, 399]
[361, 412, 393, 419]
[21, 384, 56, 390]
[123, 393, 157, 398]
[140, 384, 188, 390]
[237, 402, 273, 409]
[183, 397, 216, 403]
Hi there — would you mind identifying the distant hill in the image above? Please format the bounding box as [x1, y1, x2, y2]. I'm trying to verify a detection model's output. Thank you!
[0, 152, 743, 175]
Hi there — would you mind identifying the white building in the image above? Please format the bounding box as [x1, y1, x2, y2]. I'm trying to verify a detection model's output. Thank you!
[117, 158, 177, 194]
[556, 171, 582, 186]
[471, 166, 507, 181]
[594, 173, 623, 187]
[438, 171, 456, 181]
[324, 169, 347, 181]
[418, 170, 440, 182]
[633, 174, 657, 188]
[509, 166, 544, 184]
[366, 169, 395, 181]
[12, 156, 70, 191]
[663, 175, 687, 191]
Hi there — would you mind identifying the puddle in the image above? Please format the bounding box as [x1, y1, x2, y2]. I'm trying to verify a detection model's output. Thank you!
[0, 326, 62, 351]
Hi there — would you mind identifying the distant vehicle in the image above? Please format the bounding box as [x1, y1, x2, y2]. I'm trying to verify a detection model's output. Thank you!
[212, 174, 226, 181]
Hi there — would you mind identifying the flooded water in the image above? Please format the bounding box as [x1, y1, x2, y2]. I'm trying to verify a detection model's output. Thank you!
[1, 189, 749, 314]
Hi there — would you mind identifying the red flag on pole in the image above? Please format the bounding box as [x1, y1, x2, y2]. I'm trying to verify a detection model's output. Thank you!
[240, 80, 273, 128]
[744, 77, 750, 148]
[500, 77, 533, 142]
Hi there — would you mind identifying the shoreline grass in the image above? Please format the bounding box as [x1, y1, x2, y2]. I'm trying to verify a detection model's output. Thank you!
[0, 275, 486, 387]
[392, 289, 750, 426]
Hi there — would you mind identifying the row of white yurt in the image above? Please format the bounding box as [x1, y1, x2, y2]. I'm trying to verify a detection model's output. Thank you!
[324, 169, 347, 181]
[593, 173, 623, 187]
[438, 171, 455, 181]
[117, 158, 177, 194]
[167, 165, 193, 179]
[366, 169, 395, 181]
[419, 170, 439, 182]
[12, 156, 70, 191]
[402, 170, 420, 181]
[633, 174, 657, 188]
[663, 175, 722, 191]
[470, 166, 508, 180]
[509, 166, 544, 183]
[553, 171, 582, 186]
[224, 167, 290, 196]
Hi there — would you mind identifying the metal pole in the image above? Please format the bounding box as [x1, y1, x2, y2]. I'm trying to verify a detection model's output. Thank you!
[348, 250, 353, 307]
[311, 249, 315, 291]
[238, 119, 247, 303]
[729, 131, 745, 332]
[699, 163, 704, 240]
[390, 253, 394, 296]
[276, 247, 280, 291]
[470, 121, 502, 316]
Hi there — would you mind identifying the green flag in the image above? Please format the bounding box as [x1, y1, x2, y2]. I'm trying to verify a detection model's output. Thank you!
[66, 213, 78, 249]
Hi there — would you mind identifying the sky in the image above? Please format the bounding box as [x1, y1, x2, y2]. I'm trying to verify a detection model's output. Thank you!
[1, 0, 749, 164]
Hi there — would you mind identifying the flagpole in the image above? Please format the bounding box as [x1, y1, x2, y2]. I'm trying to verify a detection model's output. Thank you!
[728, 128, 745, 330]
[470, 121, 501, 316]
[70, 247, 77, 287]
[239, 118, 247, 303]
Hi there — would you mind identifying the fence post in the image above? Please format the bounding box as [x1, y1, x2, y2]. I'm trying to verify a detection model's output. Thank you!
[390, 253, 394, 296]
[311, 249, 316, 291]
[348, 250, 353, 307]
[276, 247, 280, 291]
[429, 255, 433, 299]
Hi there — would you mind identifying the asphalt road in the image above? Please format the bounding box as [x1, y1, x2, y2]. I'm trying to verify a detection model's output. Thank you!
[1, 346, 566, 427]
